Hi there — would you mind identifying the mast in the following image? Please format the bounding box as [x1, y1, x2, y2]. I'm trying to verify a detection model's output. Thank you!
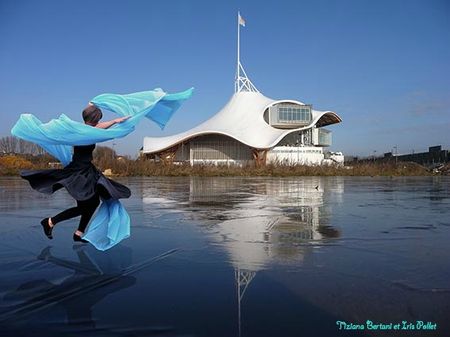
[235, 12, 258, 93]
[236, 11, 240, 92]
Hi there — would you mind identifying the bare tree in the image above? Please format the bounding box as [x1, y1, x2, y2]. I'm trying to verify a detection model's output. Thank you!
[0, 136, 46, 155]
[93, 146, 117, 169]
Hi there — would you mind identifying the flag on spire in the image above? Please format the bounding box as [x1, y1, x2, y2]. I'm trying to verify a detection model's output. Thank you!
[238, 13, 246, 27]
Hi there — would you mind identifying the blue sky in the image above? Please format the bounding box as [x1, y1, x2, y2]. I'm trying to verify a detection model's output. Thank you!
[1, 0, 449, 157]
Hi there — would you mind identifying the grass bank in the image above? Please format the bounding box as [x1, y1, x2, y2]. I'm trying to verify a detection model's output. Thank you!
[107, 160, 433, 177]
[1, 154, 439, 177]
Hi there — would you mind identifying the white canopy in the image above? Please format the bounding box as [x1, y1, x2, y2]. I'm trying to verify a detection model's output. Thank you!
[143, 91, 341, 153]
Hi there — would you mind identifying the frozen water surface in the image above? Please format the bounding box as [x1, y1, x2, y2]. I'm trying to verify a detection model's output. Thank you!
[0, 176, 449, 337]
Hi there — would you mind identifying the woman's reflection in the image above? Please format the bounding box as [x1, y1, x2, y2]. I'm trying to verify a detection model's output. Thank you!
[4, 245, 135, 330]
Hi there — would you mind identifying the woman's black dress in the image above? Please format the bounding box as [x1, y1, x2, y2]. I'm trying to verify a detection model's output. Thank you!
[21, 144, 130, 201]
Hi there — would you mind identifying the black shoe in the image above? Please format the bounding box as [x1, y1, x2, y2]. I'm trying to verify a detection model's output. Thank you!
[40, 218, 53, 239]
[73, 233, 89, 243]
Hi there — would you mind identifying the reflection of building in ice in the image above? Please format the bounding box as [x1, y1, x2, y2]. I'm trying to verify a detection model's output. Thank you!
[141, 176, 344, 336]
[187, 177, 343, 336]
[188, 177, 341, 267]
[141, 177, 344, 270]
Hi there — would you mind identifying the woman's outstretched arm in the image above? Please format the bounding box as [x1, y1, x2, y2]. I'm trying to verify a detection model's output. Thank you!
[95, 116, 130, 129]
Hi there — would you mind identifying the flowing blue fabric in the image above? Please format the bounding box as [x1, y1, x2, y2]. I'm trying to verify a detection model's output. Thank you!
[11, 87, 193, 250]
[82, 199, 130, 251]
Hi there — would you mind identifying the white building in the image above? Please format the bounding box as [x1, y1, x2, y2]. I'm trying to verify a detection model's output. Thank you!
[143, 16, 343, 166]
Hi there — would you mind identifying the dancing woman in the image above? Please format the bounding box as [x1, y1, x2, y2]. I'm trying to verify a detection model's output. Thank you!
[12, 87, 194, 250]
[21, 104, 130, 242]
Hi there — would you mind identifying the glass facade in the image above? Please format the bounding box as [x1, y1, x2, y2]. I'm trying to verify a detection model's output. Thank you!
[278, 107, 311, 123]
[267, 103, 312, 128]
[318, 128, 331, 146]
[277, 104, 312, 124]
[190, 135, 252, 161]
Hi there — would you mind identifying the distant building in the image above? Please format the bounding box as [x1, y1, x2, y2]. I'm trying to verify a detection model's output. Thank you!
[384, 145, 449, 167]
[142, 16, 343, 166]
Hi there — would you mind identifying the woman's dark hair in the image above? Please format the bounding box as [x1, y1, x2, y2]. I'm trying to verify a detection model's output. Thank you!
[82, 104, 103, 125]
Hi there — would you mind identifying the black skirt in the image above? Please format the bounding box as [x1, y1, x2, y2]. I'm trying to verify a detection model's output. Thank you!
[21, 159, 130, 201]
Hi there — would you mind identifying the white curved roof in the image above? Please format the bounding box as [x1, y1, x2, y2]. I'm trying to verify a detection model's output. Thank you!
[143, 91, 341, 153]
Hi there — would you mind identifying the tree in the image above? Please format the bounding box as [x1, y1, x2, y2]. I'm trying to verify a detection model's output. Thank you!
[93, 146, 117, 169]
[0, 136, 46, 155]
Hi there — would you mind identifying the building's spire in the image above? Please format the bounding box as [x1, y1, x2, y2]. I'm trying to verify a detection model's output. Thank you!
[235, 12, 258, 93]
